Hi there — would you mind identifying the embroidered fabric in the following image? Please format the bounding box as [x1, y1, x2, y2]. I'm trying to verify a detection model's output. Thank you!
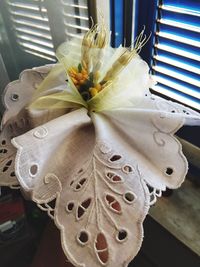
[0, 65, 68, 186]
[0, 65, 200, 266]
[0, 66, 48, 186]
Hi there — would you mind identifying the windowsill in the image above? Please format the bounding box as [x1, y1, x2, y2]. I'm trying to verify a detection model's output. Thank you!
[149, 178, 200, 256]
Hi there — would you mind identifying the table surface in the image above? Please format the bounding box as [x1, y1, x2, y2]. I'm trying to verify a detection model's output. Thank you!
[150, 179, 200, 256]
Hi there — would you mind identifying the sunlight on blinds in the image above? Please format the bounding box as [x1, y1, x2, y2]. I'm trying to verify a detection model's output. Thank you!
[152, 0, 200, 110]
[7, 0, 56, 61]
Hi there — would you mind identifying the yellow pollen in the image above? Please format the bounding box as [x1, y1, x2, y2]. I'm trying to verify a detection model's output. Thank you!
[71, 77, 78, 85]
[68, 66, 89, 89]
[89, 87, 98, 97]
[94, 83, 102, 92]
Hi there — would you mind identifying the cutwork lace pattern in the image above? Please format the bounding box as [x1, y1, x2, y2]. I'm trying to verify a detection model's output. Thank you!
[0, 66, 52, 187]
[2, 66, 200, 266]
[14, 140, 149, 267]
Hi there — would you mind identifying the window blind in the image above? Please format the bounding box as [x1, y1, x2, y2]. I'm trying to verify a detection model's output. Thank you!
[5, 0, 91, 63]
[7, 0, 56, 61]
[151, 0, 200, 110]
[61, 0, 90, 39]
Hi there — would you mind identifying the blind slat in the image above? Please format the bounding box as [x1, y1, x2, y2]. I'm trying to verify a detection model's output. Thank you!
[63, 16, 89, 28]
[11, 18, 50, 30]
[24, 49, 56, 61]
[18, 41, 55, 56]
[153, 65, 200, 88]
[160, 9, 200, 28]
[160, 4, 200, 17]
[7, 0, 55, 61]
[65, 31, 83, 39]
[14, 26, 52, 40]
[155, 43, 200, 62]
[162, 0, 200, 13]
[152, 84, 200, 110]
[16, 34, 54, 48]
[9, 10, 49, 22]
[158, 18, 200, 33]
[153, 75, 200, 99]
[8, 2, 47, 13]
[63, 12, 89, 21]
[154, 55, 200, 75]
[61, 2, 88, 9]
[61, 0, 90, 38]
[156, 31, 200, 48]
[64, 22, 89, 31]
[152, 1, 200, 110]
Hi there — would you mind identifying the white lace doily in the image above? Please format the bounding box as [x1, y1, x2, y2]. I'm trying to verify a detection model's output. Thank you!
[0, 64, 200, 267]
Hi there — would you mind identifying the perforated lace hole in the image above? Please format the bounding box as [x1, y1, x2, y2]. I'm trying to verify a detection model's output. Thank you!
[48, 199, 56, 209]
[110, 155, 121, 162]
[112, 175, 122, 182]
[147, 185, 154, 193]
[77, 206, 85, 219]
[79, 178, 86, 185]
[171, 110, 176, 113]
[123, 191, 136, 204]
[78, 168, 83, 174]
[81, 198, 91, 209]
[76, 184, 81, 190]
[122, 165, 133, 173]
[150, 194, 155, 203]
[6, 160, 12, 166]
[95, 233, 109, 264]
[77, 230, 89, 245]
[183, 110, 190, 115]
[11, 93, 19, 101]
[95, 233, 107, 250]
[97, 251, 109, 265]
[1, 140, 6, 146]
[75, 178, 87, 191]
[116, 229, 128, 242]
[107, 172, 113, 178]
[66, 202, 75, 212]
[30, 164, 38, 176]
[111, 201, 121, 212]
[105, 194, 121, 213]
[106, 195, 115, 204]
[70, 180, 74, 186]
[165, 167, 173, 176]
[106, 172, 123, 183]
[3, 166, 8, 172]
[0, 149, 7, 154]
[10, 172, 15, 177]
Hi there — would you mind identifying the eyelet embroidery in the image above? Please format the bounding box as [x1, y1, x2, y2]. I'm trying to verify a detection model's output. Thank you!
[33, 126, 48, 139]
[29, 164, 38, 177]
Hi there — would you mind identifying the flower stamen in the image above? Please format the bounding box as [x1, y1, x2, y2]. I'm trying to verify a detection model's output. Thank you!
[68, 64, 102, 100]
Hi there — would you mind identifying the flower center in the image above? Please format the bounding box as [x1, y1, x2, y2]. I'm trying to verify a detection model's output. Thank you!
[68, 63, 103, 101]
